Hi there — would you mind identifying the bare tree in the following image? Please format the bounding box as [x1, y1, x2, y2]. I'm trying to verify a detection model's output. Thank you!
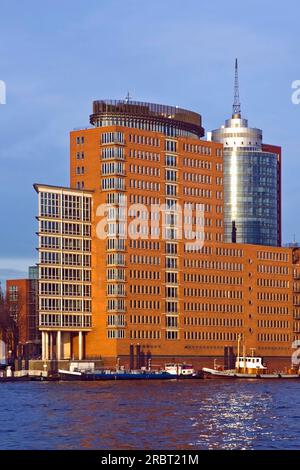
[0, 283, 26, 362]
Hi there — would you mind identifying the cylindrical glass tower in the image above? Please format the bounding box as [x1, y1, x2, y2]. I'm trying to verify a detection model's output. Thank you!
[211, 115, 280, 246]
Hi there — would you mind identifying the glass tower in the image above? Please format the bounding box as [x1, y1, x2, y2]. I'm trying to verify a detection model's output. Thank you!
[210, 61, 280, 247]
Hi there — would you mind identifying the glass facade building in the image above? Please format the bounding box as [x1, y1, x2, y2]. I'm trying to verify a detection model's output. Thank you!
[211, 116, 281, 247]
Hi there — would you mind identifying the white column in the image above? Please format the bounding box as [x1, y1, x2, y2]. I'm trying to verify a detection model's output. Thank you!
[48, 331, 53, 361]
[78, 331, 83, 361]
[41, 331, 45, 361]
[57, 331, 61, 361]
[45, 332, 49, 361]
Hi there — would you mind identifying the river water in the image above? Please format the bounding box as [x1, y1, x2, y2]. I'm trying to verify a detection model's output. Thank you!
[0, 380, 300, 450]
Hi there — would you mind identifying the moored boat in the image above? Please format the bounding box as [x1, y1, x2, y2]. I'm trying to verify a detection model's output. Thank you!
[58, 369, 83, 381]
[203, 337, 300, 379]
[59, 362, 203, 381]
[164, 363, 203, 378]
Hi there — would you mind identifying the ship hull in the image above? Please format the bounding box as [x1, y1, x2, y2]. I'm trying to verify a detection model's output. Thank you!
[59, 370, 203, 381]
[202, 368, 300, 379]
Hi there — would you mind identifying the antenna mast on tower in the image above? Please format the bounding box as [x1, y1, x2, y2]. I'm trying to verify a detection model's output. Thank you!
[232, 58, 241, 118]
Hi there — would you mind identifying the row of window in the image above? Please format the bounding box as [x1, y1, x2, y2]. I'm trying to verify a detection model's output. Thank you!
[107, 314, 126, 327]
[215, 247, 244, 257]
[129, 315, 161, 325]
[129, 300, 161, 309]
[41, 231, 91, 248]
[129, 164, 160, 177]
[184, 274, 243, 285]
[129, 134, 160, 147]
[184, 259, 243, 271]
[40, 252, 91, 266]
[184, 303, 243, 313]
[40, 192, 91, 221]
[257, 251, 289, 262]
[258, 334, 290, 342]
[257, 293, 290, 302]
[102, 177, 125, 191]
[257, 265, 289, 275]
[258, 320, 290, 328]
[40, 282, 91, 297]
[107, 299, 125, 311]
[184, 317, 243, 327]
[40, 267, 91, 281]
[40, 313, 91, 328]
[107, 329, 126, 339]
[129, 240, 160, 250]
[129, 285, 160, 295]
[129, 179, 160, 191]
[41, 236, 90, 252]
[130, 255, 160, 265]
[107, 268, 125, 281]
[257, 306, 290, 315]
[102, 147, 124, 160]
[40, 298, 91, 312]
[106, 193, 126, 205]
[183, 288, 243, 300]
[129, 149, 160, 161]
[183, 173, 212, 184]
[183, 187, 213, 198]
[101, 132, 124, 144]
[129, 330, 161, 340]
[129, 194, 161, 205]
[107, 253, 125, 266]
[107, 284, 126, 296]
[107, 238, 126, 251]
[182, 158, 212, 170]
[257, 278, 289, 288]
[40, 222, 92, 246]
[184, 332, 239, 341]
[129, 270, 160, 280]
[102, 162, 125, 175]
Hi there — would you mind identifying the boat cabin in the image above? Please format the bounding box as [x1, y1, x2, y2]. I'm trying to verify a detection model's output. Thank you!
[235, 356, 267, 371]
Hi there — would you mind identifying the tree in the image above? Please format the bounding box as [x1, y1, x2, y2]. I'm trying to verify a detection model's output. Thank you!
[0, 282, 26, 361]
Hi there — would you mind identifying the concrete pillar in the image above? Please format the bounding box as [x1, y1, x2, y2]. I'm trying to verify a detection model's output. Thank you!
[78, 331, 83, 361]
[45, 332, 49, 361]
[57, 331, 61, 361]
[41, 332, 45, 361]
[49, 333, 53, 360]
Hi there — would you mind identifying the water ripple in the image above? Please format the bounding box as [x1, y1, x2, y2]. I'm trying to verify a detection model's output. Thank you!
[0, 380, 300, 449]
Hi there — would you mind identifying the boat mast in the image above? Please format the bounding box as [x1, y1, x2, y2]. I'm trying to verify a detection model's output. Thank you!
[237, 334, 241, 372]
[243, 343, 246, 373]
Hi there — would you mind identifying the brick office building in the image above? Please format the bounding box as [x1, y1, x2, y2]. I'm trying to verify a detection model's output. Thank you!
[34, 99, 297, 370]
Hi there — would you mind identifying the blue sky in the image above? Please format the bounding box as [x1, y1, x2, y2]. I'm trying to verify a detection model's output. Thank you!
[0, 0, 300, 285]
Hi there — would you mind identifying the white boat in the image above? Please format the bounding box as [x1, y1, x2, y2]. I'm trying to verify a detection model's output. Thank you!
[164, 363, 200, 378]
[59, 361, 95, 381]
[202, 356, 267, 379]
[202, 335, 300, 379]
[58, 369, 83, 380]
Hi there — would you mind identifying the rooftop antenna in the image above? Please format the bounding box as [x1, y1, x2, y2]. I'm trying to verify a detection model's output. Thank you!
[125, 91, 132, 103]
[232, 58, 241, 118]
